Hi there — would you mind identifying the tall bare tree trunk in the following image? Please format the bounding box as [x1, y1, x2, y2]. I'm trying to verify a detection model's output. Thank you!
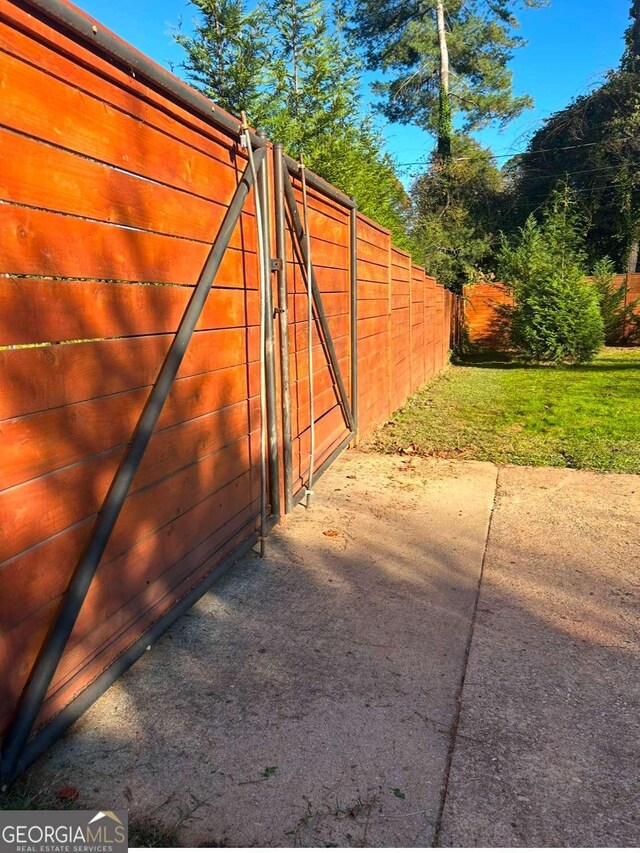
[627, 238, 639, 274]
[435, 0, 452, 161]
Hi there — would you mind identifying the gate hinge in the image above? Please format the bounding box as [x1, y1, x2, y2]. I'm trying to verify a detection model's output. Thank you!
[270, 258, 284, 273]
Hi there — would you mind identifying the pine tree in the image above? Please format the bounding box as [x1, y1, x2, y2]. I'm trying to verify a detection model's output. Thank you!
[174, 0, 414, 247]
[499, 187, 604, 363]
[266, 0, 359, 157]
[175, 0, 271, 124]
[352, 0, 546, 162]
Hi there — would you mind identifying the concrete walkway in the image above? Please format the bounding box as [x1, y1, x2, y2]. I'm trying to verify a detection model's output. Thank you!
[439, 466, 640, 847]
[29, 452, 640, 846]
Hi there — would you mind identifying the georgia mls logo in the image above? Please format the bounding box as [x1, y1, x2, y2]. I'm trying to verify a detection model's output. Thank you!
[0, 809, 128, 853]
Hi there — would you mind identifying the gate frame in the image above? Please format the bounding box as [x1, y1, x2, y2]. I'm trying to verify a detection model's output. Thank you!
[0, 134, 277, 790]
[0, 0, 360, 786]
[273, 149, 358, 511]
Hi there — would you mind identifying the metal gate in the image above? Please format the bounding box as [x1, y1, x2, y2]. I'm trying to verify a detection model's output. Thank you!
[272, 147, 357, 512]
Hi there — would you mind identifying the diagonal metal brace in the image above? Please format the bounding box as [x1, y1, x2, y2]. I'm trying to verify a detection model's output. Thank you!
[281, 165, 355, 433]
[0, 148, 266, 786]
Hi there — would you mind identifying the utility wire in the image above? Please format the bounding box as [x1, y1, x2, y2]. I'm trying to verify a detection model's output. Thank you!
[396, 138, 623, 168]
[522, 180, 633, 202]
[506, 163, 631, 181]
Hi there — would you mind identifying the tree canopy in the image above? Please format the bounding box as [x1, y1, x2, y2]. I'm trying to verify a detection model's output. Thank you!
[175, 0, 414, 246]
[504, 1, 640, 272]
[352, 0, 546, 159]
[410, 135, 504, 290]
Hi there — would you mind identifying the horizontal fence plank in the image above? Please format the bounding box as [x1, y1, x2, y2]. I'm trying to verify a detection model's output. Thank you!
[0, 128, 256, 248]
[0, 204, 258, 287]
[0, 328, 260, 420]
[0, 279, 259, 347]
[0, 7, 242, 160]
[1, 361, 260, 493]
[0, 432, 259, 640]
[0, 393, 260, 565]
[356, 259, 389, 284]
[356, 239, 390, 265]
[287, 292, 349, 322]
[0, 41, 246, 202]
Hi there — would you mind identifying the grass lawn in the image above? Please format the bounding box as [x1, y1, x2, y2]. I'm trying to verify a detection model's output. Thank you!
[366, 347, 640, 474]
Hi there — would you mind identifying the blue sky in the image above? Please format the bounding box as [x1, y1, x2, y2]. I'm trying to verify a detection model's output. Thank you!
[77, 0, 631, 182]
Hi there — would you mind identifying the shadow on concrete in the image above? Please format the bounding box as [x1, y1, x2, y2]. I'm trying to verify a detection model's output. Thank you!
[23, 454, 640, 847]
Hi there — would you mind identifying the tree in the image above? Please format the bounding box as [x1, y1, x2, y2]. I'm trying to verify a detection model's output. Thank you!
[505, 0, 640, 272]
[175, 0, 271, 125]
[498, 188, 604, 363]
[353, 0, 546, 162]
[410, 135, 504, 290]
[175, 0, 415, 247]
[265, 0, 359, 158]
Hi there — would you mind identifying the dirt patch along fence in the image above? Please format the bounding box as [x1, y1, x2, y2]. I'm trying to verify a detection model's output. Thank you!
[0, 0, 458, 782]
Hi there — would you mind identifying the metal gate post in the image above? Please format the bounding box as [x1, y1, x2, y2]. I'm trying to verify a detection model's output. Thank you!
[350, 207, 358, 437]
[257, 131, 281, 521]
[0, 150, 266, 786]
[273, 144, 294, 513]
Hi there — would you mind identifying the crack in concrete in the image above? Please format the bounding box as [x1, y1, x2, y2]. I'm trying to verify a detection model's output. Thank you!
[432, 464, 501, 847]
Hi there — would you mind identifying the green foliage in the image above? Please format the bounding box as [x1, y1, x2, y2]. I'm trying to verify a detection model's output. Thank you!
[352, 0, 545, 143]
[498, 189, 604, 363]
[175, 0, 413, 247]
[593, 257, 626, 344]
[410, 135, 505, 290]
[174, 0, 271, 124]
[264, 0, 358, 158]
[315, 118, 414, 248]
[504, 0, 640, 272]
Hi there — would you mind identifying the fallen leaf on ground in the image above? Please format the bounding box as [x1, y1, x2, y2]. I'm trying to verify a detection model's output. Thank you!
[58, 787, 79, 802]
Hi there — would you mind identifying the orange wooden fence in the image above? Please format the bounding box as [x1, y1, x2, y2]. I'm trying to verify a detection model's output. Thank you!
[464, 282, 512, 348]
[608, 274, 640, 342]
[466, 275, 640, 349]
[355, 215, 452, 435]
[0, 0, 456, 775]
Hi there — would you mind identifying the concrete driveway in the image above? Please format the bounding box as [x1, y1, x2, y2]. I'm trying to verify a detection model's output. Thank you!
[27, 451, 640, 846]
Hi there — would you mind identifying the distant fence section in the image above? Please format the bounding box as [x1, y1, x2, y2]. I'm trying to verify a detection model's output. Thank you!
[355, 216, 453, 435]
[607, 274, 640, 341]
[0, 0, 458, 780]
[465, 276, 640, 348]
[464, 282, 512, 348]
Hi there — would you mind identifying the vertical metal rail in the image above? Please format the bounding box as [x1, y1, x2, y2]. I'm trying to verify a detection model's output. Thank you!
[0, 150, 266, 786]
[257, 131, 281, 522]
[300, 160, 315, 509]
[242, 123, 268, 556]
[281, 169, 355, 433]
[273, 144, 294, 513]
[349, 207, 358, 437]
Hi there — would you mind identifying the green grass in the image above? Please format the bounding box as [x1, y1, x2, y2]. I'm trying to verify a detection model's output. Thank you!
[366, 348, 640, 473]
